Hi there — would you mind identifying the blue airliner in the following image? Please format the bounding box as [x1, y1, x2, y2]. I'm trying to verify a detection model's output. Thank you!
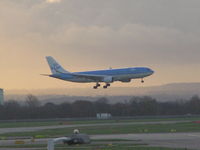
[44, 56, 154, 89]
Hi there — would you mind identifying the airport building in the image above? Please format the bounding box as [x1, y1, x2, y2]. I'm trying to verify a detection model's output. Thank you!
[96, 113, 112, 119]
[0, 89, 4, 105]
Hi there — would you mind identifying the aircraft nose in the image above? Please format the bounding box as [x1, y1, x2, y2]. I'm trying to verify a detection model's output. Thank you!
[149, 69, 154, 75]
[146, 68, 154, 75]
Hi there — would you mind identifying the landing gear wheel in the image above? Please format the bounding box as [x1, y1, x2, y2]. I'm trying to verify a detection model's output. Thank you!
[141, 79, 144, 83]
[93, 86, 98, 89]
[93, 83, 101, 89]
[103, 85, 108, 89]
[103, 83, 111, 89]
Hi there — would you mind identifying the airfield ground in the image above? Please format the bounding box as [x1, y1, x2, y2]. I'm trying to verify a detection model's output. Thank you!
[0, 116, 199, 149]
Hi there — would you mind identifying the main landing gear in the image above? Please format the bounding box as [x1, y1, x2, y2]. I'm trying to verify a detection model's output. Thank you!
[93, 83, 101, 89]
[141, 78, 144, 83]
[103, 83, 110, 89]
[93, 83, 111, 89]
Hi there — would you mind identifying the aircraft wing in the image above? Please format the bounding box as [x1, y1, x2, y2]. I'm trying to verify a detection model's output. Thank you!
[52, 66, 107, 81]
[40, 74, 50, 76]
[71, 73, 106, 81]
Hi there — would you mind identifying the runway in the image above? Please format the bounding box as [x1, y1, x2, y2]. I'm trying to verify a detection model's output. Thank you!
[92, 132, 200, 149]
[0, 132, 199, 149]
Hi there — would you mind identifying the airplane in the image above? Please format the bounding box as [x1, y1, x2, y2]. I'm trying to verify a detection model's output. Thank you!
[44, 56, 154, 89]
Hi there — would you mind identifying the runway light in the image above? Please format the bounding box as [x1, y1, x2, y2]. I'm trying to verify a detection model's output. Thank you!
[170, 129, 176, 132]
[15, 140, 25, 144]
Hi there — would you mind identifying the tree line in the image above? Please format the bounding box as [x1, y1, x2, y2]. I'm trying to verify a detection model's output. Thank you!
[1, 95, 200, 120]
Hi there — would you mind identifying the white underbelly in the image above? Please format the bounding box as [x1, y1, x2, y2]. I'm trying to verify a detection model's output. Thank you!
[68, 78, 94, 83]
[114, 73, 149, 81]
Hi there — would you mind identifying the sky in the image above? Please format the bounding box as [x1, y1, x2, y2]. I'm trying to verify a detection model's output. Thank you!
[0, 0, 200, 90]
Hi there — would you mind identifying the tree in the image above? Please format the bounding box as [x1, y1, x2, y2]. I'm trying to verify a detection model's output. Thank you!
[94, 97, 111, 113]
[25, 95, 40, 108]
[129, 96, 158, 115]
[57, 102, 72, 118]
[187, 95, 200, 114]
[3, 100, 21, 119]
[25, 95, 41, 119]
[71, 100, 95, 117]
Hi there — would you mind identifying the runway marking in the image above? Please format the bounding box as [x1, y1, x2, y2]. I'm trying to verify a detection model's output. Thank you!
[187, 134, 200, 138]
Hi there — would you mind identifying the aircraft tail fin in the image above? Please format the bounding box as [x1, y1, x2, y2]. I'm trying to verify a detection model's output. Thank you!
[46, 56, 70, 74]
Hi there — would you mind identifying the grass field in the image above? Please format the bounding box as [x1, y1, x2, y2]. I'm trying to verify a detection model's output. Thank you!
[0, 143, 187, 150]
[1, 122, 200, 138]
[0, 116, 200, 128]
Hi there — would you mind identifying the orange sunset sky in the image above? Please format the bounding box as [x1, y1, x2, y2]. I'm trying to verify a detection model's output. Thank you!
[1, 0, 200, 90]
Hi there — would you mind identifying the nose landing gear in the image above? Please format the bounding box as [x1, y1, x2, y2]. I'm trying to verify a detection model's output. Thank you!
[93, 83, 101, 89]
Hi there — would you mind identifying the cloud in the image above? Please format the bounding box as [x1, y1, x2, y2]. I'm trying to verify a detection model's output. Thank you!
[0, 0, 200, 66]
[0, 1, 200, 66]
[31, 22, 196, 67]
[46, 0, 62, 3]
[0, 0, 200, 89]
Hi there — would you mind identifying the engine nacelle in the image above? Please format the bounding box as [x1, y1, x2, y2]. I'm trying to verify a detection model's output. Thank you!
[103, 76, 113, 83]
[120, 79, 131, 83]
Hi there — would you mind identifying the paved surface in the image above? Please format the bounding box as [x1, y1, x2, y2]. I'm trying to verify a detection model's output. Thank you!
[92, 132, 200, 149]
[0, 120, 198, 149]
[0, 132, 200, 149]
[0, 120, 190, 134]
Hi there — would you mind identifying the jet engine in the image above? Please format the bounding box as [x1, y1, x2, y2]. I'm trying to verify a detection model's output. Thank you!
[103, 76, 113, 83]
[120, 79, 131, 83]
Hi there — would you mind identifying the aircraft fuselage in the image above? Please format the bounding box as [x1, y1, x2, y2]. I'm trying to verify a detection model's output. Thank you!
[50, 67, 154, 83]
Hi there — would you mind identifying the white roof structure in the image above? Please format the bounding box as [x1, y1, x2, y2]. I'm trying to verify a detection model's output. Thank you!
[0, 89, 4, 105]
